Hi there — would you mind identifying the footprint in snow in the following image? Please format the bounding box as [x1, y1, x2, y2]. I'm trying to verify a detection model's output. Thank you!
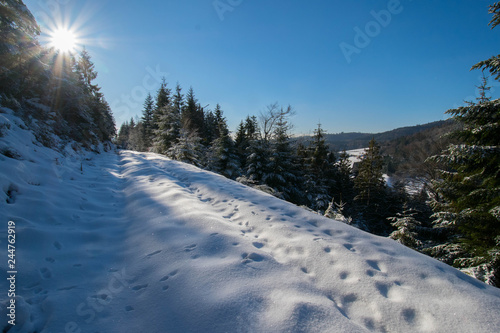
[39, 267, 52, 279]
[252, 242, 264, 249]
[125, 305, 135, 312]
[184, 244, 197, 253]
[53, 241, 62, 250]
[241, 252, 264, 263]
[343, 244, 356, 252]
[145, 250, 162, 258]
[131, 284, 148, 291]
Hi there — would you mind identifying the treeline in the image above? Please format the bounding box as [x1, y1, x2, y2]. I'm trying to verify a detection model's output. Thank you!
[118, 81, 414, 236]
[0, 1, 115, 149]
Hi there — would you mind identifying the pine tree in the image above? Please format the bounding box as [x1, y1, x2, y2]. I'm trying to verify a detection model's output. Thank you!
[303, 123, 336, 211]
[75, 49, 115, 142]
[117, 121, 130, 149]
[0, 0, 41, 97]
[388, 203, 423, 250]
[182, 86, 204, 135]
[471, 2, 500, 81]
[331, 150, 355, 216]
[262, 106, 301, 203]
[208, 105, 240, 178]
[152, 78, 171, 130]
[354, 138, 388, 233]
[172, 82, 184, 114]
[152, 103, 181, 154]
[168, 127, 204, 167]
[427, 2, 500, 287]
[141, 93, 154, 148]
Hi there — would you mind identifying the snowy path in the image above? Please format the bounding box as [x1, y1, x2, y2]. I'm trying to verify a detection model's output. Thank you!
[2, 142, 500, 332]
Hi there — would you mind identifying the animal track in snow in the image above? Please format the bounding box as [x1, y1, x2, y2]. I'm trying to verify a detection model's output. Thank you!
[343, 244, 356, 252]
[184, 244, 197, 252]
[252, 242, 264, 249]
[39, 267, 52, 279]
[53, 241, 62, 250]
[241, 252, 264, 263]
[132, 284, 148, 291]
[402, 308, 417, 324]
[366, 260, 382, 272]
[125, 305, 135, 312]
[145, 250, 162, 258]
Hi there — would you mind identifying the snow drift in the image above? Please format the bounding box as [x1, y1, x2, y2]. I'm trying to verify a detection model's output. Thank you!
[1, 108, 500, 332]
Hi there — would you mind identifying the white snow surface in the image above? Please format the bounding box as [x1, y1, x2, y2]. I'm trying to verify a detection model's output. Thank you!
[2, 110, 500, 332]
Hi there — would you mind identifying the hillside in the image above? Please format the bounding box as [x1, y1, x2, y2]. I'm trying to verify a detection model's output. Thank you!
[2, 109, 500, 332]
[316, 120, 452, 151]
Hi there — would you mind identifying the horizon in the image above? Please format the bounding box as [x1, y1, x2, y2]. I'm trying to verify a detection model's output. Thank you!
[24, 0, 500, 134]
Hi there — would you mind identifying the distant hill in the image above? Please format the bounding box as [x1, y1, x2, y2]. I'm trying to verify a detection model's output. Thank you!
[314, 120, 453, 151]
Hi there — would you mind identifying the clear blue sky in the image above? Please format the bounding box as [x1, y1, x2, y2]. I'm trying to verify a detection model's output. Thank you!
[25, 0, 500, 135]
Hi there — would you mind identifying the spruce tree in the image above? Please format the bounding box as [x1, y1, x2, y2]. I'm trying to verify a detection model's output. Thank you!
[354, 138, 388, 233]
[263, 107, 301, 203]
[182, 87, 204, 136]
[168, 127, 204, 167]
[0, 0, 40, 97]
[75, 49, 115, 142]
[303, 123, 336, 211]
[428, 2, 500, 286]
[471, 2, 500, 81]
[208, 105, 240, 178]
[152, 103, 181, 154]
[141, 93, 154, 148]
[388, 203, 423, 250]
[332, 150, 355, 216]
[152, 78, 171, 130]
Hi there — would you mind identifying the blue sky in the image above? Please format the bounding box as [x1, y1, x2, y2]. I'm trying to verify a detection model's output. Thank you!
[25, 0, 500, 134]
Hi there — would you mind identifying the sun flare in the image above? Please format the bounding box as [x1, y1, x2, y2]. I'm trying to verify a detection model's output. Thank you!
[49, 29, 78, 53]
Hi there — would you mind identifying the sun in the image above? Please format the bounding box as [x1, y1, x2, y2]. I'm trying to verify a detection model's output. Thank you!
[49, 28, 78, 53]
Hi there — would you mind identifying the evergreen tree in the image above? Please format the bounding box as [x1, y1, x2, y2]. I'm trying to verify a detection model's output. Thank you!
[428, 3, 500, 286]
[388, 203, 423, 250]
[208, 105, 240, 178]
[172, 82, 184, 114]
[152, 78, 171, 130]
[75, 49, 115, 142]
[182, 86, 204, 135]
[152, 103, 181, 154]
[354, 138, 388, 233]
[303, 123, 336, 211]
[203, 109, 218, 144]
[471, 2, 500, 81]
[117, 121, 130, 149]
[263, 106, 302, 203]
[141, 93, 154, 148]
[0, 0, 41, 97]
[168, 127, 204, 167]
[331, 150, 355, 216]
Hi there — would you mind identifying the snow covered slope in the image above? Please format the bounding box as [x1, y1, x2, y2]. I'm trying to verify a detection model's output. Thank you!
[1, 110, 500, 332]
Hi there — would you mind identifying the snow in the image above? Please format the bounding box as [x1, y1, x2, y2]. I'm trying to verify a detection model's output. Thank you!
[345, 148, 366, 166]
[2, 110, 500, 332]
